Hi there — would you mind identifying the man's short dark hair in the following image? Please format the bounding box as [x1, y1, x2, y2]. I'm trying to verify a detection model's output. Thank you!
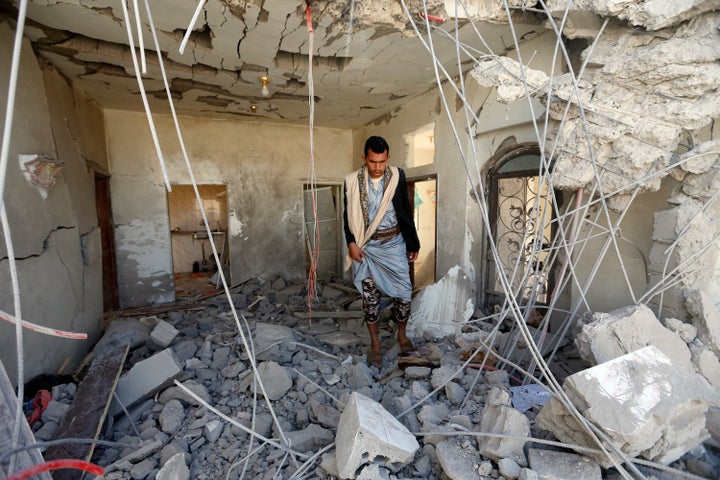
[364, 136, 390, 156]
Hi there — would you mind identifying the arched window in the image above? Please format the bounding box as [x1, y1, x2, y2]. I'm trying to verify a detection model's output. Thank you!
[484, 144, 557, 309]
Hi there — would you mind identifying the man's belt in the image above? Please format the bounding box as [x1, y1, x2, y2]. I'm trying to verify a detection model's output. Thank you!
[370, 225, 400, 243]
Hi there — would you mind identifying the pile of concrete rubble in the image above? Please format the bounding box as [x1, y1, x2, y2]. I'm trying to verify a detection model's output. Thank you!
[29, 273, 720, 479]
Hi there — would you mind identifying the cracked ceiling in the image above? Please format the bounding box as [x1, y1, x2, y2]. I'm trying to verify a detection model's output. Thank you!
[4, 0, 542, 128]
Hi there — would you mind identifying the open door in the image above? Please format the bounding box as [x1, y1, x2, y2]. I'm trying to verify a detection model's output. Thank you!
[407, 175, 437, 289]
[304, 184, 343, 281]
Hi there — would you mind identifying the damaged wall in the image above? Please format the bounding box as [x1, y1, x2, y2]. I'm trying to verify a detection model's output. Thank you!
[0, 21, 105, 385]
[105, 110, 353, 307]
[543, 4, 720, 318]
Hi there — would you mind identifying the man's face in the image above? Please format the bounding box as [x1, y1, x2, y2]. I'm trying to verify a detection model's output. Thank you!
[363, 150, 388, 179]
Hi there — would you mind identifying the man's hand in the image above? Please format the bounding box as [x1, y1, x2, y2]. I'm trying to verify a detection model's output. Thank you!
[348, 242, 365, 263]
[407, 251, 418, 263]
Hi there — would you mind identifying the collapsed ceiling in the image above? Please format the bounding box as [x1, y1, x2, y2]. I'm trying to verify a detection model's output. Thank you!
[4, 0, 542, 128]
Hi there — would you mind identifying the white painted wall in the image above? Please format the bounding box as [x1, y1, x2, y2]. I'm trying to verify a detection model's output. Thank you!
[105, 111, 353, 307]
[0, 22, 105, 385]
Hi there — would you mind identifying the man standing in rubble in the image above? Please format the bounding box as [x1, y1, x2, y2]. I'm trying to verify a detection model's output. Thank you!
[343, 135, 420, 367]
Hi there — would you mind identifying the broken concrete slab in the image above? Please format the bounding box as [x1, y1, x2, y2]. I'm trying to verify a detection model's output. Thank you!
[527, 448, 601, 480]
[478, 387, 530, 466]
[576, 304, 693, 371]
[316, 330, 362, 349]
[335, 392, 419, 479]
[110, 348, 183, 416]
[92, 318, 150, 353]
[536, 346, 720, 467]
[408, 266, 474, 340]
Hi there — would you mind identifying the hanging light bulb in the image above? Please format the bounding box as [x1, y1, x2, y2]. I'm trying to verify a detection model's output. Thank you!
[259, 75, 271, 97]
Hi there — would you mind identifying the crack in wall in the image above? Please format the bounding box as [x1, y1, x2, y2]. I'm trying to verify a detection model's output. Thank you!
[0, 225, 76, 262]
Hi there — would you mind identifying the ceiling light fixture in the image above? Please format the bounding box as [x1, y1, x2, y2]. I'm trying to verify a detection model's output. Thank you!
[259, 75, 271, 97]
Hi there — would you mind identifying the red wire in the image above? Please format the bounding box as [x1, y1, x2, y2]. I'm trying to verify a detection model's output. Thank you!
[6, 459, 104, 480]
[305, 5, 313, 33]
[420, 12, 446, 23]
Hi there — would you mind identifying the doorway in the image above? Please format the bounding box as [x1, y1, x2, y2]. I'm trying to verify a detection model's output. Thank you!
[303, 184, 343, 281]
[407, 176, 437, 289]
[94, 173, 118, 311]
[167, 185, 228, 296]
[484, 144, 555, 309]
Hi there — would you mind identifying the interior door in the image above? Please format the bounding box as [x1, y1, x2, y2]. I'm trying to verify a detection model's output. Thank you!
[304, 185, 341, 281]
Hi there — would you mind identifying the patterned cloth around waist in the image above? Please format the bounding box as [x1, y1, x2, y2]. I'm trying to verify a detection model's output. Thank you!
[370, 225, 400, 242]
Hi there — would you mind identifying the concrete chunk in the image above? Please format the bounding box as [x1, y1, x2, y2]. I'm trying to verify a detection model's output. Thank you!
[686, 289, 720, 357]
[436, 438, 483, 480]
[286, 423, 334, 453]
[257, 361, 292, 400]
[478, 387, 530, 466]
[335, 392, 419, 479]
[536, 346, 720, 467]
[156, 453, 189, 480]
[253, 322, 296, 361]
[150, 320, 179, 348]
[111, 349, 182, 416]
[527, 448, 601, 480]
[576, 304, 693, 370]
[408, 266, 474, 339]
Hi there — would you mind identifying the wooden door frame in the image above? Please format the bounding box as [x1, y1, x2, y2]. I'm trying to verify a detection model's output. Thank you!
[94, 172, 119, 311]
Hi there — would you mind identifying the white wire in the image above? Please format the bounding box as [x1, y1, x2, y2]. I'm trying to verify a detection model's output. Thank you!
[179, 0, 207, 55]
[131, 0, 146, 73]
[119, 0, 172, 192]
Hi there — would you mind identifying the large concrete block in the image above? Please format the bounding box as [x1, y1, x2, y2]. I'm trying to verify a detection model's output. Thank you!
[335, 392, 419, 479]
[536, 346, 720, 467]
[110, 348, 183, 416]
[576, 304, 693, 370]
[408, 266, 474, 339]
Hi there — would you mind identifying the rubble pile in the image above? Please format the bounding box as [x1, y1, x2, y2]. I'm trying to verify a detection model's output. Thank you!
[25, 276, 720, 479]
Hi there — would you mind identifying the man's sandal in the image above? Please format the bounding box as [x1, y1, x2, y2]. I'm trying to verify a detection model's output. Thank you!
[398, 338, 415, 354]
[367, 349, 382, 368]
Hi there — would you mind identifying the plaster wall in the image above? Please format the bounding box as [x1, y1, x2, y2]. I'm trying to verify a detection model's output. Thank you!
[0, 21, 104, 385]
[570, 178, 677, 314]
[105, 111, 353, 307]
